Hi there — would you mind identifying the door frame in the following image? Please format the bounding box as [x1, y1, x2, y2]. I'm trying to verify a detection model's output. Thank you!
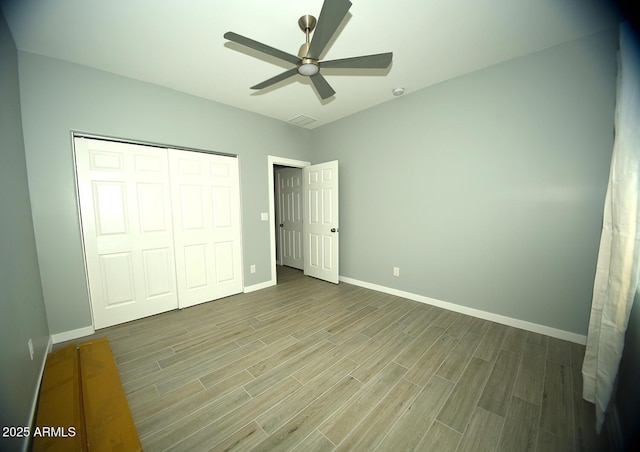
[267, 156, 310, 286]
[73, 132, 243, 329]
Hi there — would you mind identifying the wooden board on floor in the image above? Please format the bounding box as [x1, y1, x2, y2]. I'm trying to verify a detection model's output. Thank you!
[79, 337, 142, 452]
[33, 343, 86, 452]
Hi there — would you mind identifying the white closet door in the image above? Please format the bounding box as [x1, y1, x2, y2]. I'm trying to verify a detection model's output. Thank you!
[75, 138, 178, 329]
[169, 149, 243, 308]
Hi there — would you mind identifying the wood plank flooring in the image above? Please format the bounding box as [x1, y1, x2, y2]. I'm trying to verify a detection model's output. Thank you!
[66, 266, 610, 451]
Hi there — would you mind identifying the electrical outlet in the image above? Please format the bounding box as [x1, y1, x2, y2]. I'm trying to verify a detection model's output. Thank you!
[28, 338, 34, 360]
[250, 265, 256, 274]
[393, 267, 400, 277]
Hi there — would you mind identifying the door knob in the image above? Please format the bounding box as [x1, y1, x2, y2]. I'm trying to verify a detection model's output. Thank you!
[279, 224, 284, 227]
[331, 228, 339, 233]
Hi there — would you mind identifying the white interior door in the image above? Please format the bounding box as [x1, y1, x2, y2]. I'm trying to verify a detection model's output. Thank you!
[75, 138, 178, 329]
[276, 167, 303, 270]
[303, 160, 339, 284]
[169, 149, 243, 308]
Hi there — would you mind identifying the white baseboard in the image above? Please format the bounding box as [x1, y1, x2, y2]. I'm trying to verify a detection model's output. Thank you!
[244, 279, 276, 293]
[340, 276, 587, 345]
[51, 325, 95, 344]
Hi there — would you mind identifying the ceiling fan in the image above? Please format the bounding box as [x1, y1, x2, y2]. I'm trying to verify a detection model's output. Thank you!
[224, 0, 393, 100]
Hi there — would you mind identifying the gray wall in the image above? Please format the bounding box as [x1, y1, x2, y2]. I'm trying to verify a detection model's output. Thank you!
[15, 28, 618, 339]
[311, 29, 618, 336]
[17, 52, 311, 336]
[0, 10, 50, 452]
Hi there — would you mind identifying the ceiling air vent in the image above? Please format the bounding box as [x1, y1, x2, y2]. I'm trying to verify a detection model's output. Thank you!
[289, 115, 317, 127]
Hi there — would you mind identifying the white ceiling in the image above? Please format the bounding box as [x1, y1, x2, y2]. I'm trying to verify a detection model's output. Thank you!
[1, 0, 622, 129]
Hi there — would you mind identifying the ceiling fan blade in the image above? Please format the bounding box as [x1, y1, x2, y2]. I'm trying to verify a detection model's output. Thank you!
[309, 73, 336, 99]
[307, 0, 352, 60]
[321, 52, 393, 69]
[251, 68, 299, 90]
[224, 32, 301, 65]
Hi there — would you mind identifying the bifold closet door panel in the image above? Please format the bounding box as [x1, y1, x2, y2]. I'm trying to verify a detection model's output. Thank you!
[75, 138, 179, 329]
[168, 149, 243, 308]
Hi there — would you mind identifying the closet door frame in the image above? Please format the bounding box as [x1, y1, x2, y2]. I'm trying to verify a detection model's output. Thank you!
[73, 134, 243, 329]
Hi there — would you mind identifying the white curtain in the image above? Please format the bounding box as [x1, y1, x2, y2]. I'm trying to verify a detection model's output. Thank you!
[582, 22, 640, 432]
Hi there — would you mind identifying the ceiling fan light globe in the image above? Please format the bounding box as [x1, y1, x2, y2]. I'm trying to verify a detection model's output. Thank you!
[298, 62, 319, 76]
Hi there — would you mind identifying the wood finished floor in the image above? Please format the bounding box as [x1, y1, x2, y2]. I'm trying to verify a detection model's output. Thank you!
[71, 266, 610, 451]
